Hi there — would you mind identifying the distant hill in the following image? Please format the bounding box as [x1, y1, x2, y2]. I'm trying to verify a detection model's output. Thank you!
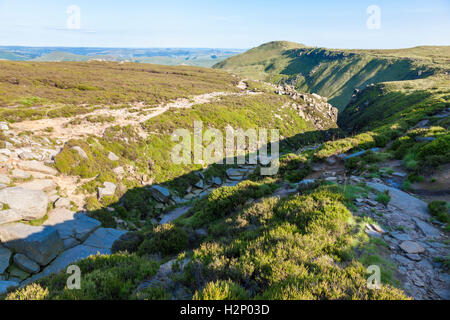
[214, 41, 450, 109]
[0, 46, 244, 67]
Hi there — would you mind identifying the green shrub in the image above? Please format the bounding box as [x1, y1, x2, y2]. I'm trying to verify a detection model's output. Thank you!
[138, 224, 188, 256]
[376, 191, 391, 206]
[5, 283, 49, 300]
[194, 280, 250, 300]
[428, 201, 449, 223]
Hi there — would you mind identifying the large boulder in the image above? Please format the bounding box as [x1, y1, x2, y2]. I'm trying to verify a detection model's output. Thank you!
[44, 209, 101, 243]
[0, 223, 63, 266]
[98, 182, 117, 199]
[0, 187, 49, 221]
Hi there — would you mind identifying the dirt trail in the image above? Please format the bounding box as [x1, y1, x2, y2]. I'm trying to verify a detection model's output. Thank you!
[11, 86, 258, 143]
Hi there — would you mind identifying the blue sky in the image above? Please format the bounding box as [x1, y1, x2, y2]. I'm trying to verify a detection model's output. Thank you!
[0, 0, 449, 49]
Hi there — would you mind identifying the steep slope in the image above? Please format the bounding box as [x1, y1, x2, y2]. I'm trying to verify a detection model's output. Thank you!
[214, 41, 450, 109]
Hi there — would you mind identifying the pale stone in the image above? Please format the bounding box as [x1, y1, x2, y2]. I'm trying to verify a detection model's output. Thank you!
[108, 152, 119, 161]
[98, 182, 116, 198]
[18, 179, 57, 193]
[71, 146, 88, 159]
[0, 187, 49, 221]
[159, 205, 193, 225]
[17, 160, 58, 176]
[400, 241, 425, 254]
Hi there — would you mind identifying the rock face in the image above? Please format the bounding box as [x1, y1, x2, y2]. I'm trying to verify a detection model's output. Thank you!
[0, 246, 11, 274]
[44, 209, 101, 243]
[0, 223, 63, 266]
[366, 182, 429, 220]
[0, 187, 49, 221]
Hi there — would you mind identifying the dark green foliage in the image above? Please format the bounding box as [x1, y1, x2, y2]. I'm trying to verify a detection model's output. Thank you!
[428, 201, 449, 223]
[138, 224, 189, 256]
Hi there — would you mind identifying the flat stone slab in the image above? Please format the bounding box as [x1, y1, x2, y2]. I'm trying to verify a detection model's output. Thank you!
[366, 182, 429, 220]
[0, 187, 49, 221]
[44, 209, 101, 242]
[30, 245, 110, 282]
[17, 160, 58, 176]
[0, 223, 63, 266]
[0, 246, 11, 274]
[400, 241, 425, 254]
[18, 179, 57, 193]
[0, 209, 22, 226]
[412, 217, 442, 239]
[83, 228, 127, 249]
[160, 205, 193, 225]
[13, 253, 40, 274]
[0, 174, 10, 185]
[98, 182, 117, 199]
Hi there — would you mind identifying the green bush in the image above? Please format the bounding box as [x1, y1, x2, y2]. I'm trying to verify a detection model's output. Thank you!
[194, 280, 250, 300]
[6, 283, 49, 300]
[138, 224, 188, 256]
[376, 191, 391, 206]
[428, 201, 449, 223]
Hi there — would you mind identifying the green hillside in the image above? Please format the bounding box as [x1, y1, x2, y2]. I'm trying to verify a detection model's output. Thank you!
[214, 41, 450, 109]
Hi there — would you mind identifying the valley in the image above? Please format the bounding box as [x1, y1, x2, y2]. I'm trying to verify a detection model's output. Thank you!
[0, 41, 449, 301]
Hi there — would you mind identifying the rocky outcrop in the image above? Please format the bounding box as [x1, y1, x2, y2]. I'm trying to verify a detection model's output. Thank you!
[0, 223, 63, 266]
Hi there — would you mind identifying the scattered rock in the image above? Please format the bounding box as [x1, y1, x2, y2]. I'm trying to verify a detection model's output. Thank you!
[211, 177, 222, 186]
[108, 152, 119, 161]
[0, 122, 9, 131]
[71, 146, 88, 159]
[13, 253, 40, 274]
[98, 182, 116, 199]
[406, 254, 422, 262]
[194, 180, 204, 189]
[0, 223, 63, 266]
[363, 199, 378, 207]
[399, 241, 425, 254]
[113, 166, 125, 176]
[18, 151, 39, 160]
[344, 148, 379, 161]
[392, 172, 407, 178]
[0, 187, 49, 221]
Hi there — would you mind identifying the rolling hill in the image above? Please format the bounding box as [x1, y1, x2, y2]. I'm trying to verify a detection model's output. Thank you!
[214, 41, 450, 109]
